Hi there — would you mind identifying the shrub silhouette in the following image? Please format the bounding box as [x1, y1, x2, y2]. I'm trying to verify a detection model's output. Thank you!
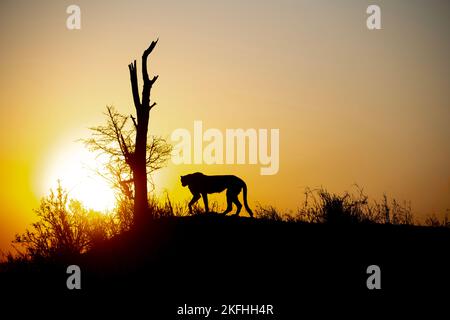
[254, 186, 418, 225]
[256, 205, 284, 221]
[425, 213, 449, 227]
[13, 182, 117, 260]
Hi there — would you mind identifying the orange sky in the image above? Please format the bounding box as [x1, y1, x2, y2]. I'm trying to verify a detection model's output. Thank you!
[1, 0, 449, 253]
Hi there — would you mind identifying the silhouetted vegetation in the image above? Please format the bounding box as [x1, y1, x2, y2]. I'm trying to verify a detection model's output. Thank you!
[298, 186, 414, 225]
[5, 181, 448, 265]
[11, 182, 118, 261]
[256, 186, 445, 227]
[126, 39, 160, 223]
[83, 105, 172, 217]
[5, 183, 185, 262]
[424, 213, 450, 227]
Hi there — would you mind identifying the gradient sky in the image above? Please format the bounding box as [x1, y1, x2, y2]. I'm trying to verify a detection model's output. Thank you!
[0, 0, 449, 253]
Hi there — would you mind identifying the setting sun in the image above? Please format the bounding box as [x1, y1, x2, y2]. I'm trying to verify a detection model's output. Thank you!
[36, 142, 116, 212]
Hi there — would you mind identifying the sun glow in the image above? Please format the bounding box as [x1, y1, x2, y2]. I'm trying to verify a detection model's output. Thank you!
[37, 142, 116, 212]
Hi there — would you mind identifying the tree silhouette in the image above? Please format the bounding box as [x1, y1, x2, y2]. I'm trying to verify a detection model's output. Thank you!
[129, 39, 160, 224]
[84, 105, 172, 228]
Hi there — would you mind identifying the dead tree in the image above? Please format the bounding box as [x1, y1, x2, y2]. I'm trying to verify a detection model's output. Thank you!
[128, 39, 159, 223]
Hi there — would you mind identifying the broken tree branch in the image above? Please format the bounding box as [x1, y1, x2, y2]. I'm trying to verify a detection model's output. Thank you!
[128, 60, 141, 110]
[130, 114, 137, 129]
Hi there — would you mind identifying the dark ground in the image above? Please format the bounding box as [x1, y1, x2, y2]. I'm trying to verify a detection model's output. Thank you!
[1, 214, 449, 317]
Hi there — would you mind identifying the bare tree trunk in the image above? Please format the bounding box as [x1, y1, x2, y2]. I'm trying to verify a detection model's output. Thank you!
[128, 39, 159, 224]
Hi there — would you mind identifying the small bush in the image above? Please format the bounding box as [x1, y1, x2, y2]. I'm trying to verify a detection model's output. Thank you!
[296, 186, 414, 225]
[13, 182, 118, 260]
[255, 205, 285, 221]
[425, 213, 449, 228]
